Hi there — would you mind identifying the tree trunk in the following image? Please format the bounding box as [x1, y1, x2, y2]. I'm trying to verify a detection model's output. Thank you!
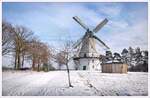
[21, 54, 25, 68]
[59, 64, 61, 70]
[17, 53, 20, 70]
[66, 63, 73, 87]
[37, 59, 40, 72]
[37, 64, 40, 71]
[14, 53, 17, 70]
[15, 50, 20, 70]
[32, 59, 35, 70]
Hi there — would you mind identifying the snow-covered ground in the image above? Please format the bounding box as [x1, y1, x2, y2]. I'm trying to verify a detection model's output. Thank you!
[2, 70, 148, 96]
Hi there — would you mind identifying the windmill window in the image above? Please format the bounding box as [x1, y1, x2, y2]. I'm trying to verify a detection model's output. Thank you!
[83, 66, 86, 70]
[92, 59, 94, 63]
[84, 54, 86, 57]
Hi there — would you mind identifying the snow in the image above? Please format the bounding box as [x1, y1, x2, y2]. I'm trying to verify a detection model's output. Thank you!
[2, 70, 148, 96]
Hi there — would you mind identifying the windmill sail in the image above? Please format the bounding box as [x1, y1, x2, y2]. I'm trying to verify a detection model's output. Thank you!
[73, 32, 90, 49]
[92, 35, 110, 49]
[73, 16, 89, 30]
[89, 37, 97, 52]
[73, 38, 82, 49]
[93, 18, 108, 33]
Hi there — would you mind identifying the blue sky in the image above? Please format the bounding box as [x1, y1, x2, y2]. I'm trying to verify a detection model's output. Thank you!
[2, 2, 148, 53]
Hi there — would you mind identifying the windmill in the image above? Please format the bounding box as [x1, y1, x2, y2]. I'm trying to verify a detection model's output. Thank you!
[72, 16, 110, 71]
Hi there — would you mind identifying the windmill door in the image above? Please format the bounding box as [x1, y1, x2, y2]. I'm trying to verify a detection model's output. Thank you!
[83, 66, 86, 70]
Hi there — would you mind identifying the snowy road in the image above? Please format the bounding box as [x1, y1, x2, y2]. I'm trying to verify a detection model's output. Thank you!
[2, 71, 148, 96]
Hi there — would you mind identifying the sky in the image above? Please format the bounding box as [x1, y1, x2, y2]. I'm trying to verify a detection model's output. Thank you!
[2, 2, 148, 54]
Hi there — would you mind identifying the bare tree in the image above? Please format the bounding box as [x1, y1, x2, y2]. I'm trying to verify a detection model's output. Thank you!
[2, 21, 55, 71]
[56, 52, 65, 70]
[12, 26, 33, 70]
[59, 41, 74, 87]
[27, 39, 41, 71]
[40, 43, 53, 71]
[2, 21, 14, 55]
[2, 21, 34, 69]
[27, 39, 53, 71]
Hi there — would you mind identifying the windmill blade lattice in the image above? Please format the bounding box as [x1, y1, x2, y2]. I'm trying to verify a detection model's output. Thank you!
[73, 16, 89, 31]
[92, 35, 110, 49]
[93, 18, 108, 33]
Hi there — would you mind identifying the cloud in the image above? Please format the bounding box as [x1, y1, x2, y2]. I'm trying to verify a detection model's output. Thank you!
[104, 18, 148, 53]
[3, 2, 148, 54]
[97, 4, 122, 17]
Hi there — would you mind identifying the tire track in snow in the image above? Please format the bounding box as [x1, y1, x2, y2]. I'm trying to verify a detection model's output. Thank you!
[3, 71, 148, 96]
[3, 72, 43, 96]
[22, 71, 65, 96]
[77, 72, 104, 96]
[3, 71, 61, 96]
[2, 71, 36, 81]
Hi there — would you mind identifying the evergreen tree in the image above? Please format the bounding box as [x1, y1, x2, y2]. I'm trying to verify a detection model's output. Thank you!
[128, 47, 135, 68]
[105, 51, 113, 61]
[113, 52, 121, 61]
[121, 48, 128, 63]
[135, 47, 142, 63]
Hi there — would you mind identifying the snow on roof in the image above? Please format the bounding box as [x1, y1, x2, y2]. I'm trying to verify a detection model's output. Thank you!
[106, 61, 113, 63]
[103, 60, 123, 64]
[113, 60, 120, 63]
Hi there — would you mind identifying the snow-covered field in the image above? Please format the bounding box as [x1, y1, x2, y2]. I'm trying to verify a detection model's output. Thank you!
[2, 70, 148, 96]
